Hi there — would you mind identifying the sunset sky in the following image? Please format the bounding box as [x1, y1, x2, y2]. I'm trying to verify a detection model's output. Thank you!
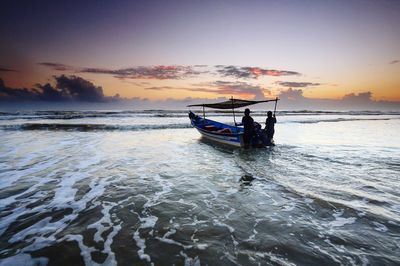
[1, 0, 400, 108]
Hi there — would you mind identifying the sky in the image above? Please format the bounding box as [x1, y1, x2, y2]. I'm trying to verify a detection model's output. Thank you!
[0, 0, 400, 109]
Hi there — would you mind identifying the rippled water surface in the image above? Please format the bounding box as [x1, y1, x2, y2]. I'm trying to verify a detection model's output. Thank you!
[0, 110, 399, 265]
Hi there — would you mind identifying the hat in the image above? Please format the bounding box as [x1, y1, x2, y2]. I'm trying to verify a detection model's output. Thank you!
[244, 108, 251, 114]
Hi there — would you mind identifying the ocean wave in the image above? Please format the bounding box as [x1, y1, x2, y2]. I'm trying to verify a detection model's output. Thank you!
[291, 117, 395, 124]
[1, 110, 400, 120]
[0, 123, 192, 131]
[0, 116, 397, 131]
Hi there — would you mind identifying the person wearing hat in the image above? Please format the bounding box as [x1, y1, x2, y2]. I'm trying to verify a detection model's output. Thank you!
[236, 108, 254, 148]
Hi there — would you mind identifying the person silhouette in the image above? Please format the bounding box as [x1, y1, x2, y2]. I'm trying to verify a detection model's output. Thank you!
[236, 108, 254, 148]
[265, 111, 276, 144]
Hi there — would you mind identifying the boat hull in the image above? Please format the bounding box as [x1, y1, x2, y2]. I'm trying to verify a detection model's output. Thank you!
[189, 112, 274, 148]
[194, 127, 243, 147]
[189, 114, 244, 147]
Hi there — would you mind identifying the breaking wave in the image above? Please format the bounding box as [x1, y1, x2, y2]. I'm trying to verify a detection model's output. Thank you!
[291, 117, 396, 124]
[1, 110, 400, 120]
[0, 123, 192, 131]
[0, 116, 397, 132]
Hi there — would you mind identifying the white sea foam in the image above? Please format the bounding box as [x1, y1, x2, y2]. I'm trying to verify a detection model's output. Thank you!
[328, 216, 357, 228]
[63, 234, 97, 266]
[0, 253, 48, 266]
[87, 202, 116, 243]
[9, 217, 52, 243]
[1, 111, 399, 265]
[325, 210, 356, 228]
[309, 242, 342, 264]
[102, 223, 121, 265]
[132, 173, 173, 263]
[163, 228, 176, 238]
[180, 251, 201, 266]
[139, 215, 158, 229]
[0, 140, 122, 265]
[0, 157, 62, 208]
[282, 202, 296, 212]
[226, 188, 238, 194]
[196, 243, 208, 250]
[224, 208, 235, 219]
[0, 206, 29, 236]
[246, 219, 262, 242]
[304, 198, 314, 203]
[372, 222, 388, 232]
[212, 219, 235, 233]
[155, 235, 193, 249]
[133, 231, 151, 262]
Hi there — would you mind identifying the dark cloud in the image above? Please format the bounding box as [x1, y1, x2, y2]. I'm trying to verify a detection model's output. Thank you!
[0, 75, 116, 102]
[0, 67, 18, 72]
[145, 86, 175, 90]
[120, 81, 151, 86]
[82, 65, 203, 80]
[216, 65, 300, 79]
[276, 81, 321, 88]
[0, 79, 41, 101]
[389, 60, 399, 65]
[51, 75, 105, 101]
[37, 62, 72, 71]
[39, 62, 204, 80]
[39, 62, 302, 80]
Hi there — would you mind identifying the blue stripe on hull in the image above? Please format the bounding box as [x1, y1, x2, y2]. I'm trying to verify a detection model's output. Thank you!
[190, 116, 243, 147]
[195, 127, 242, 147]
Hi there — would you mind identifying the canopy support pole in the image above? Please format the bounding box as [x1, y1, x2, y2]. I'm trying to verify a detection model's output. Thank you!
[231, 97, 236, 125]
[202, 106, 205, 119]
[273, 97, 278, 116]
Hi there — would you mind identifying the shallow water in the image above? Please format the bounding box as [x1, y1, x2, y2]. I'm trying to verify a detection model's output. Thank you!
[0, 110, 399, 265]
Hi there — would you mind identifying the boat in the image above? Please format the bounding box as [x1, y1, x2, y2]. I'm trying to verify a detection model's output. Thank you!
[188, 98, 279, 148]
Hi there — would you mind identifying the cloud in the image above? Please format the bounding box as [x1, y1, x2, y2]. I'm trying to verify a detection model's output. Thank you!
[0, 79, 41, 101]
[145, 81, 269, 100]
[342, 91, 373, 103]
[389, 60, 399, 65]
[145, 86, 175, 90]
[278, 88, 374, 103]
[120, 81, 151, 86]
[216, 65, 300, 79]
[273, 88, 400, 110]
[2, 77, 399, 110]
[48, 75, 105, 101]
[276, 81, 321, 88]
[278, 88, 305, 101]
[205, 81, 268, 100]
[81, 66, 200, 80]
[0, 75, 116, 102]
[37, 62, 72, 71]
[0, 67, 18, 72]
[39, 62, 302, 80]
[39, 62, 204, 80]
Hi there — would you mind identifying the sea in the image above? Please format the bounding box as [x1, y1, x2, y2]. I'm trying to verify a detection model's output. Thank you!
[0, 109, 399, 265]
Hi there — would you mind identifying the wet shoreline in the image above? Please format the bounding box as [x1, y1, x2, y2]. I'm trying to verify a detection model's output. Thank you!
[1, 111, 399, 265]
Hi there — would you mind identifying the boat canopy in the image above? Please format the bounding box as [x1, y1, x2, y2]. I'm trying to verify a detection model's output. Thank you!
[187, 98, 279, 110]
